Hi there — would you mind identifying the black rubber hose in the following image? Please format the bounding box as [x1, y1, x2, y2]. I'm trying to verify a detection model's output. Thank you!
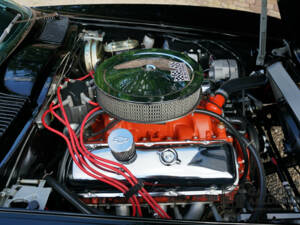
[86, 118, 120, 138]
[227, 117, 260, 151]
[194, 109, 266, 221]
[247, 123, 260, 153]
[226, 117, 247, 134]
[75, 110, 104, 136]
[57, 149, 69, 183]
[45, 175, 107, 215]
[240, 136, 266, 222]
[216, 75, 268, 98]
[195, 112, 250, 182]
[214, 116, 249, 181]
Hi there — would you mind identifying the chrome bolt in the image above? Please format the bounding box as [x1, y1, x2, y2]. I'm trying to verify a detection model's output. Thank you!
[218, 122, 225, 129]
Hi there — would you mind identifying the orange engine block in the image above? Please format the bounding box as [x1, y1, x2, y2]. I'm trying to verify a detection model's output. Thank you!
[96, 112, 233, 143]
[80, 96, 249, 205]
[88, 96, 247, 183]
[90, 95, 230, 143]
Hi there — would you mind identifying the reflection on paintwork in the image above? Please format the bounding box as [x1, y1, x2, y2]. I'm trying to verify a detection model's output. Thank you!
[4, 45, 55, 96]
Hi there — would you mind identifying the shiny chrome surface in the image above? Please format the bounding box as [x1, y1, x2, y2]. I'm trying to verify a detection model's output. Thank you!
[108, 128, 136, 162]
[86, 139, 227, 149]
[183, 203, 206, 220]
[104, 39, 138, 53]
[159, 148, 180, 166]
[97, 88, 201, 123]
[78, 187, 237, 198]
[83, 31, 104, 71]
[209, 59, 238, 81]
[95, 49, 203, 123]
[71, 144, 239, 190]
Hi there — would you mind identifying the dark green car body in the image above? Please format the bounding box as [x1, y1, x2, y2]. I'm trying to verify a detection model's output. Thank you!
[0, 0, 33, 65]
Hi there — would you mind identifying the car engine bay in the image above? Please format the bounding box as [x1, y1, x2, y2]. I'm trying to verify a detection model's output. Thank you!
[0, 8, 300, 223]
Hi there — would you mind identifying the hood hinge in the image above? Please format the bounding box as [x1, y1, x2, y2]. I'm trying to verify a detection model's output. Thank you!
[256, 0, 268, 66]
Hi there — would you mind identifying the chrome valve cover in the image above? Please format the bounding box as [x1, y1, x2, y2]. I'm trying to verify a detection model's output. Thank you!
[68, 143, 239, 195]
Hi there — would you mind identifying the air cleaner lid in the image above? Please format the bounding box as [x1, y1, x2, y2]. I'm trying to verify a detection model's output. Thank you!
[95, 49, 203, 102]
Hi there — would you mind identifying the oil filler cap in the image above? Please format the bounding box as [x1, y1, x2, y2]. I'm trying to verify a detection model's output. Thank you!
[108, 128, 136, 163]
[159, 148, 180, 166]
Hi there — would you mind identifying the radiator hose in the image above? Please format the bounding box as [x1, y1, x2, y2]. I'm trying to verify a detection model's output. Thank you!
[216, 75, 267, 98]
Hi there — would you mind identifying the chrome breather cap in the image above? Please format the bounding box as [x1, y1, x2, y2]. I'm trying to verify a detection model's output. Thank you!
[108, 128, 136, 162]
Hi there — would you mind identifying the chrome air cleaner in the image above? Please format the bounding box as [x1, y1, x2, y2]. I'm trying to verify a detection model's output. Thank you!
[95, 49, 203, 123]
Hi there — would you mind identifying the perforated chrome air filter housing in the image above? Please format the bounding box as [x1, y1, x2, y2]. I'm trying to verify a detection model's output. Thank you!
[95, 49, 203, 123]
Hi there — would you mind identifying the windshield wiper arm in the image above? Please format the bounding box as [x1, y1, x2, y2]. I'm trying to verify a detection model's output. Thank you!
[0, 13, 21, 43]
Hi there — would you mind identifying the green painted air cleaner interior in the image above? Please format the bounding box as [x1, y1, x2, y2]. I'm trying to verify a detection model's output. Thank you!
[95, 49, 203, 103]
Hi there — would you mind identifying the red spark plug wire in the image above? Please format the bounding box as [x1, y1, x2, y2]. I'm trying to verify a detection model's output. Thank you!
[49, 102, 142, 216]
[78, 105, 171, 219]
[43, 82, 171, 219]
[56, 83, 170, 218]
[41, 108, 138, 217]
[76, 70, 95, 81]
[56, 87, 143, 216]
